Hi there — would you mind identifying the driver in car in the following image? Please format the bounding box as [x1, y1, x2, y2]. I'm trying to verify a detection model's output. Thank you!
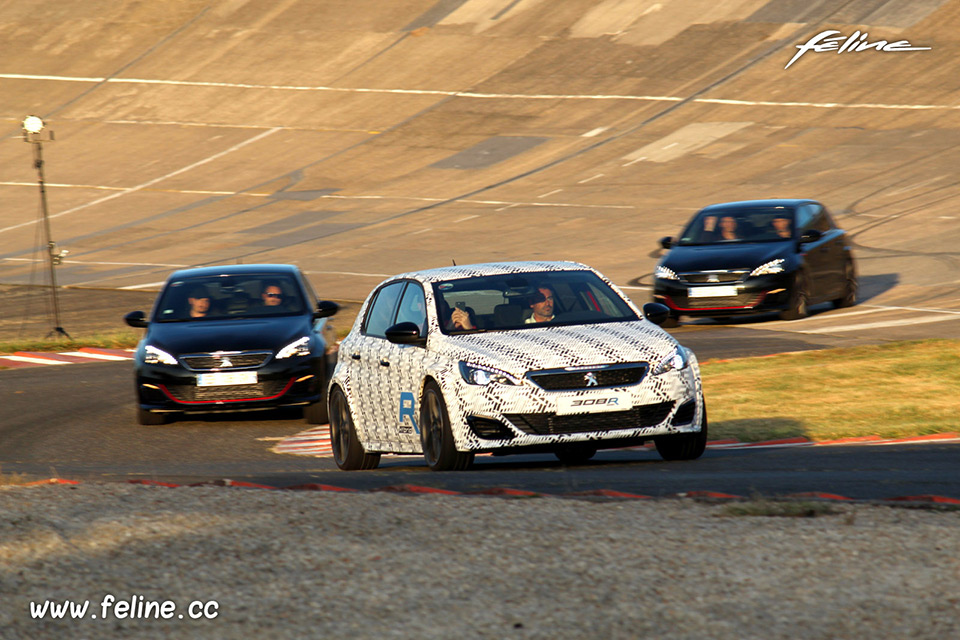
[187, 286, 212, 318]
[526, 285, 556, 323]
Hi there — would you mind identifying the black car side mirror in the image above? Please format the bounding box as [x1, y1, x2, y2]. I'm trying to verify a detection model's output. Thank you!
[124, 310, 148, 328]
[799, 229, 822, 244]
[659, 236, 674, 249]
[642, 302, 671, 326]
[385, 322, 427, 346]
[313, 300, 340, 319]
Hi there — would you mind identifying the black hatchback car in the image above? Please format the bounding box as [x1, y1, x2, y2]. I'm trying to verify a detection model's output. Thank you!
[125, 264, 339, 425]
[652, 199, 857, 325]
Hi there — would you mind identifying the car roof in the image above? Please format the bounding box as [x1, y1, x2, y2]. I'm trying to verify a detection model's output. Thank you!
[699, 198, 816, 213]
[389, 261, 594, 284]
[165, 263, 301, 281]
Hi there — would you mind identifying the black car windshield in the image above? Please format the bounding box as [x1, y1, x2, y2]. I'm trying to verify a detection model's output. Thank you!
[677, 207, 796, 245]
[154, 274, 306, 322]
[433, 270, 638, 334]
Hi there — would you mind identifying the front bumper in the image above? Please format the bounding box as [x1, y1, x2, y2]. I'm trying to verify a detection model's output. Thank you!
[447, 360, 703, 453]
[653, 273, 793, 317]
[135, 355, 324, 414]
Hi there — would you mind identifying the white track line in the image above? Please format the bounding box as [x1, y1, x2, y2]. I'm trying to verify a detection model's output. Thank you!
[4, 257, 186, 268]
[860, 304, 960, 316]
[120, 281, 169, 290]
[7, 74, 960, 111]
[800, 314, 960, 333]
[58, 351, 131, 361]
[1, 355, 69, 365]
[0, 128, 281, 235]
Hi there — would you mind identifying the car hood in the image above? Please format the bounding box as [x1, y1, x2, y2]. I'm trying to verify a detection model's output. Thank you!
[433, 321, 681, 377]
[663, 241, 792, 272]
[146, 315, 308, 355]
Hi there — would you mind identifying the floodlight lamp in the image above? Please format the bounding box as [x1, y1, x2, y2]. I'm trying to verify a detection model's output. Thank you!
[22, 115, 45, 134]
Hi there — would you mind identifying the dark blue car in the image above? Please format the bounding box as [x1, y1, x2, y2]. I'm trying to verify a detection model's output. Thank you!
[124, 264, 339, 425]
[652, 199, 857, 325]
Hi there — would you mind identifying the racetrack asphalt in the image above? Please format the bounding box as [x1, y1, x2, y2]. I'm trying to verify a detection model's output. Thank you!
[2, 356, 959, 502]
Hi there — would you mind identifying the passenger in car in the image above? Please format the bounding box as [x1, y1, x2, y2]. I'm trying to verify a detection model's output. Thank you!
[449, 305, 477, 331]
[718, 215, 739, 241]
[440, 298, 476, 331]
[702, 214, 718, 238]
[772, 214, 792, 239]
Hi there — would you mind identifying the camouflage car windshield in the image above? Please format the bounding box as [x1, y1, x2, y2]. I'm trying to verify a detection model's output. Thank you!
[432, 270, 638, 334]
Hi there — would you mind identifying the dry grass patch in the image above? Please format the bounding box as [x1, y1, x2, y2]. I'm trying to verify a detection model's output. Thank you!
[718, 500, 841, 518]
[700, 339, 960, 442]
[0, 330, 141, 355]
[0, 469, 31, 487]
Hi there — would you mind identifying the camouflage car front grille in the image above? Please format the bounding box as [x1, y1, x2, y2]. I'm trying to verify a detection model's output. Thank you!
[504, 401, 674, 435]
[526, 363, 649, 390]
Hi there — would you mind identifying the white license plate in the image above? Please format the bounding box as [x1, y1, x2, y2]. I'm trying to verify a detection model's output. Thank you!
[197, 371, 257, 387]
[689, 285, 738, 298]
[556, 392, 632, 416]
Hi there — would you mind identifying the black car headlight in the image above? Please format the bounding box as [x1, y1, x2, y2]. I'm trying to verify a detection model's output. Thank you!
[750, 259, 785, 277]
[276, 336, 310, 359]
[653, 346, 690, 375]
[459, 362, 520, 386]
[655, 265, 679, 281]
[144, 345, 177, 366]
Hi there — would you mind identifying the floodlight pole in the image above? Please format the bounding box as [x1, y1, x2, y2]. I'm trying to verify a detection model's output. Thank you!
[23, 117, 69, 339]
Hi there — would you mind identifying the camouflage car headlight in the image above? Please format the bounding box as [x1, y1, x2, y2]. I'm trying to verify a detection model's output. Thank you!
[459, 362, 520, 386]
[653, 346, 690, 375]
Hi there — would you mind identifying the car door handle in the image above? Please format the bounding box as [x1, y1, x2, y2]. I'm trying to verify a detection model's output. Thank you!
[379, 359, 390, 367]
[351, 353, 361, 361]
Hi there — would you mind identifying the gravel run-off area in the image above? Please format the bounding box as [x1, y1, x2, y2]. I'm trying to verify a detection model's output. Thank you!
[1, 484, 958, 640]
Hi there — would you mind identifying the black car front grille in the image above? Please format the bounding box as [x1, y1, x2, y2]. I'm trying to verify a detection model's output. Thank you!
[681, 293, 760, 309]
[164, 379, 290, 403]
[679, 271, 746, 284]
[180, 351, 272, 371]
[504, 401, 674, 436]
[527, 364, 649, 390]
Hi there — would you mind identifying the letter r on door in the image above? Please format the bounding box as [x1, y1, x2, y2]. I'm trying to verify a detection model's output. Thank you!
[399, 391, 419, 434]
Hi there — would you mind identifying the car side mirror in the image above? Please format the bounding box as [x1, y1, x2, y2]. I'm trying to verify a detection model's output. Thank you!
[313, 300, 340, 319]
[799, 229, 822, 244]
[659, 236, 673, 249]
[385, 321, 427, 346]
[124, 310, 148, 328]
[642, 302, 670, 326]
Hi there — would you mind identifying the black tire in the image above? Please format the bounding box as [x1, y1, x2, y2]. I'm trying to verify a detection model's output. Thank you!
[304, 381, 329, 424]
[660, 313, 680, 329]
[420, 381, 474, 471]
[329, 386, 380, 470]
[832, 259, 858, 309]
[655, 403, 707, 461]
[554, 444, 598, 465]
[305, 365, 331, 424]
[304, 400, 328, 424]
[137, 407, 167, 426]
[779, 271, 809, 320]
